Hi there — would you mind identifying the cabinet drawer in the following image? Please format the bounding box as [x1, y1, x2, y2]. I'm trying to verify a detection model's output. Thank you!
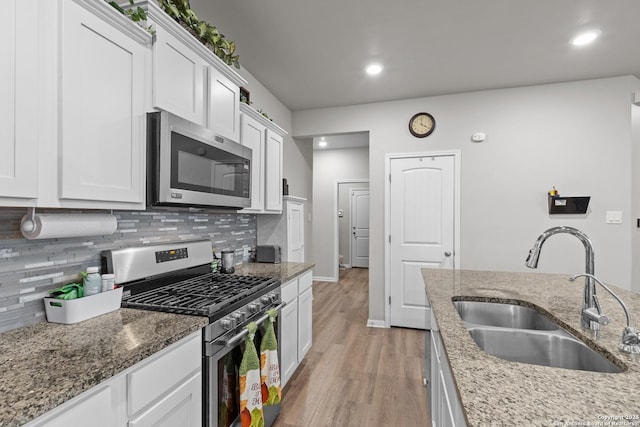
[298, 270, 312, 294]
[127, 332, 201, 416]
[281, 278, 297, 304]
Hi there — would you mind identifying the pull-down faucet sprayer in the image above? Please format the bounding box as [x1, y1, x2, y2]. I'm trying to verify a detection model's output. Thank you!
[525, 226, 602, 330]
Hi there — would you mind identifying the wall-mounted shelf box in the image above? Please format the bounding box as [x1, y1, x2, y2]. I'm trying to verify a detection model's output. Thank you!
[548, 196, 590, 214]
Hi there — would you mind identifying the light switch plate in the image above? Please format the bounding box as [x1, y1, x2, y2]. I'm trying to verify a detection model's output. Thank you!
[606, 211, 623, 224]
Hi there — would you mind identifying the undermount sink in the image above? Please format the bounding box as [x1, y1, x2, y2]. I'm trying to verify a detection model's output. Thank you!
[453, 299, 623, 373]
[453, 300, 559, 330]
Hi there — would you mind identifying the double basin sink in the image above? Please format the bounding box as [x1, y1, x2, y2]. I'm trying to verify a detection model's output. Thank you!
[453, 300, 622, 373]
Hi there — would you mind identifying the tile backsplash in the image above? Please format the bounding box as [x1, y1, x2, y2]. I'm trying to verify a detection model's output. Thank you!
[0, 208, 256, 333]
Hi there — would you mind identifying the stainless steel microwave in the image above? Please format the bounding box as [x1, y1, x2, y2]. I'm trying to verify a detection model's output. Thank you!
[146, 111, 251, 209]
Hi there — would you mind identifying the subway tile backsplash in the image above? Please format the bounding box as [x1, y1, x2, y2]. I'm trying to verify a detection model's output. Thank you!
[0, 208, 256, 333]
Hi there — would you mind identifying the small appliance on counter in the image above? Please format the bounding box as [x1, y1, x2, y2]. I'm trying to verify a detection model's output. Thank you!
[255, 245, 282, 264]
[220, 250, 235, 273]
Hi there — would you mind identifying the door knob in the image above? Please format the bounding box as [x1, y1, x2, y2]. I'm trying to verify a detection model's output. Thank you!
[444, 251, 452, 257]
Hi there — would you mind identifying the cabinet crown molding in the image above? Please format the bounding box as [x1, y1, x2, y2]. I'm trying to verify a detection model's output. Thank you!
[240, 103, 288, 137]
[75, 0, 153, 45]
[136, 0, 247, 87]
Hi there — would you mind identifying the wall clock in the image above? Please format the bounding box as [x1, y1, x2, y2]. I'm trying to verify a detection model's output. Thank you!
[409, 112, 435, 138]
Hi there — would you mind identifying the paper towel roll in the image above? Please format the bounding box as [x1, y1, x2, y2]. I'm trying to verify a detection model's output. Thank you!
[20, 214, 118, 240]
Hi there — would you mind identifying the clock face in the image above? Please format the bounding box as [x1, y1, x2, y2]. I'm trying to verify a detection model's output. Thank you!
[409, 112, 435, 138]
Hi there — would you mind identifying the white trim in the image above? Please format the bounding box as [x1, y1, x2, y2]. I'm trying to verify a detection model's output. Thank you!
[312, 275, 337, 283]
[366, 319, 387, 328]
[384, 150, 461, 328]
[334, 179, 369, 283]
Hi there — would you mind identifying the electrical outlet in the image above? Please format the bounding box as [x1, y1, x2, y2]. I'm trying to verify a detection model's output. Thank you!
[243, 247, 250, 257]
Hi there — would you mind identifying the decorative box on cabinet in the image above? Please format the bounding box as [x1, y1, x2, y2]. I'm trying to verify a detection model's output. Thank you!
[257, 196, 306, 262]
[280, 270, 313, 387]
[239, 103, 287, 214]
[142, 0, 246, 137]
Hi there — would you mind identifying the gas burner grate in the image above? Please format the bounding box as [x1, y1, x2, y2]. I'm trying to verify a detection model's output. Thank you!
[121, 273, 279, 317]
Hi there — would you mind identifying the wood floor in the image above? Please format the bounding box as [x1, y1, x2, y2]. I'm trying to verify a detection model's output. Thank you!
[274, 268, 429, 427]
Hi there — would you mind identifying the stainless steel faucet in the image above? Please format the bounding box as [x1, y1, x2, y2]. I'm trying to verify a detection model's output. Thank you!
[525, 226, 602, 330]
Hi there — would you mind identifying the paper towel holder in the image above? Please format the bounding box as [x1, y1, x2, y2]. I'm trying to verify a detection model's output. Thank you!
[20, 208, 118, 240]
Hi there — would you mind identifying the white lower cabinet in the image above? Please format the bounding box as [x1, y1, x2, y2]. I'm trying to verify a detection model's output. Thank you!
[25, 376, 127, 427]
[25, 331, 202, 427]
[280, 270, 313, 387]
[430, 311, 466, 427]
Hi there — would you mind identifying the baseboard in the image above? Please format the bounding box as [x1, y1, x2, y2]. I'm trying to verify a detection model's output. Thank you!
[366, 319, 386, 328]
[312, 275, 338, 283]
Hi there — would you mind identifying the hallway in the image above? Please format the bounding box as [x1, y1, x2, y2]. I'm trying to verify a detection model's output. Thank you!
[274, 268, 429, 426]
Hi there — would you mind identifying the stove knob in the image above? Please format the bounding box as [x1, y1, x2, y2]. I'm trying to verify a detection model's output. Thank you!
[231, 311, 246, 323]
[267, 293, 277, 303]
[260, 296, 271, 305]
[221, 317, 236, 330]
[248, 303, 261, 314]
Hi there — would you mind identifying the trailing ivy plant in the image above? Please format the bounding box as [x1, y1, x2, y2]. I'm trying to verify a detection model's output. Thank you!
[108, 0, 156, 35]
[158, 0, 240, 69]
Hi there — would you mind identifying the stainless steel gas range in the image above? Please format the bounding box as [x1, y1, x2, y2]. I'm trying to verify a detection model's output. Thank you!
[102, 240, 283, 427]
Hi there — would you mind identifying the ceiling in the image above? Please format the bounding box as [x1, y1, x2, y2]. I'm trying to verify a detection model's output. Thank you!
[312, 133, 369, 151]
[190, 0, 640, 112]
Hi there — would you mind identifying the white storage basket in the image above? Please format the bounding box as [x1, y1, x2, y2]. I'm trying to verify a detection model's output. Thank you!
[44, 287, 123, 324]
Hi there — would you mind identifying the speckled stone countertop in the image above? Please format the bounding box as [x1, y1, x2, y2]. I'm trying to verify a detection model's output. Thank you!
[0, 309, 206, 427]
[423, 269, 640, 426]
[234, 261, 314, 282]
[0, 262, 313, 426]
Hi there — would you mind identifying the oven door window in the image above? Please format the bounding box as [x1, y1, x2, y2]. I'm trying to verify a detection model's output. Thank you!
[171, 131, 249, 197]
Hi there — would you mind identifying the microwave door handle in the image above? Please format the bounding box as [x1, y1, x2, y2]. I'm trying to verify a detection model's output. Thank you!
[221, 302, 287, 348]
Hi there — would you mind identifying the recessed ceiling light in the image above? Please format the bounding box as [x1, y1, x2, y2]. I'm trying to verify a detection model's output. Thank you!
[318, 141, 328, 148]
[366, 64, 383, 76]
[571, 30, 600, 46]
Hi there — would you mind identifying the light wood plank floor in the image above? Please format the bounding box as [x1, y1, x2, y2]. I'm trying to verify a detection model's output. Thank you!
[274, 268, 429, 427]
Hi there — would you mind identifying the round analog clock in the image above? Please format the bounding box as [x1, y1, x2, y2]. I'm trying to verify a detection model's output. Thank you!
[409, 112, 435, 138]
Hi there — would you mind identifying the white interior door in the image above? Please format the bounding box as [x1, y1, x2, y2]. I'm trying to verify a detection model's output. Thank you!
[389, 155, 455, 329]
[351, 189, 370, 268]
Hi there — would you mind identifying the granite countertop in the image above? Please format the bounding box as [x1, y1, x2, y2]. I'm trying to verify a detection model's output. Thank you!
[0, 309, 207, 427]
[0, 261, 313, 426]
[234, 261, 314, 282]
[423, 269, 640, 426]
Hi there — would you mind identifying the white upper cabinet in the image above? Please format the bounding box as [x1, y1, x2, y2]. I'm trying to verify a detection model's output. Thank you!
[153, 26, 206, 126]
[58, 0, 148, 204]
[207, 66, 241, 141]
[0, 0, 39, 204]
[240, 113, 266, 211]
[265, 129, 283, 212]
[239, 103, 287, 214]
[143, 1, 246, 136]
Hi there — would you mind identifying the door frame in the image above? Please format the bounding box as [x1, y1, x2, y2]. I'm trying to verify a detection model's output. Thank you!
[333, 179, 369, 281]
[349, 187, 370, 268]
[384, 150, 461, 328]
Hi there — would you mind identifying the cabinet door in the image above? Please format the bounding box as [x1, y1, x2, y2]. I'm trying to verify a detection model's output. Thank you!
[26, 375, 127, 427]
[128, 372, 202, 427]
[287, 201, 304, 262]
[297, 286, 313, 361]
[59, 1, 146, 203]
[207, 66, 240, 141]
[0, 0, 38, 200]
[153, 26, 205, 125]
[264, 130, 283, 212]
[280, 297, 298, 387]
[240, 114, 265, 211]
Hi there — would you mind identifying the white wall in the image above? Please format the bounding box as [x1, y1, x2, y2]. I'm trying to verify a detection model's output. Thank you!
[312, 147, 369, 279]
[294, 76, 640, 323]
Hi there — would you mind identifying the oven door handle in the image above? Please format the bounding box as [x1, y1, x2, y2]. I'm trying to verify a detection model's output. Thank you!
[221, 302, 287, 348]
